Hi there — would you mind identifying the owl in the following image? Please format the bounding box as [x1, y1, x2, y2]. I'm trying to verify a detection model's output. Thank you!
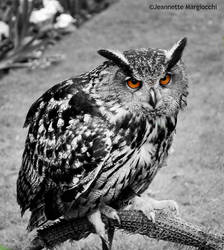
[17, 38, 188, 250]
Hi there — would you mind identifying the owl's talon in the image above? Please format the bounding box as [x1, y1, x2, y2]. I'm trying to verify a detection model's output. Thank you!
[166, 200, 180, 216]
[88, 209, 107, 240]
[169, 201, 178, 212]
[101, 236, 110, 250]
[149, 211, 156, 223]
[100, 204, 121, 225]
[88, 207, 116, 250]
[111, 211, 121, 225]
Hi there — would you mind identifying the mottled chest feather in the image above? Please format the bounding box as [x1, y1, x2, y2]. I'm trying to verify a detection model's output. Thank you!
[111, 109, 176, 150]
[102, 111, 176, 182]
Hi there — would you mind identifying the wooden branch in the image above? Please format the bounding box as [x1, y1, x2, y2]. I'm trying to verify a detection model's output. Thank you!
[24, 210, 224, 250]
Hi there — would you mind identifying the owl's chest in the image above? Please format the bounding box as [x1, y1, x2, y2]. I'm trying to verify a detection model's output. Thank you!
[112, 116, 173, 167]
[127, 118, 173, 193]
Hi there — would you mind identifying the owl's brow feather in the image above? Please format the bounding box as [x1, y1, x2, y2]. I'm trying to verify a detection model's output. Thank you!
[99, 80, 119, 103]
[111, 83, 120, 100]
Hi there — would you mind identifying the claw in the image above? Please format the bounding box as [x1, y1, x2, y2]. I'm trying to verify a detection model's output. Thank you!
[100, 204, 121, 225]
[167, 200, 179, 216]
[88, 210, 108, 241]
[112, 211, 121, 225]
[101, 236, 110, 250]
[149, 211, 156, 223]
[88, 206, 116, 250]
[101, 226, 115, 250]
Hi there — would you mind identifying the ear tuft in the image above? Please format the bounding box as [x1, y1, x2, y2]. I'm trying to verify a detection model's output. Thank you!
[97, 49, 132, 75]
[166, 37, 187, 70]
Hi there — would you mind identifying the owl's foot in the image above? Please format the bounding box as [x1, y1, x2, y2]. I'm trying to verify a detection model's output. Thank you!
[129, 196, 179, 223]
[88, 205, 119, 250]
[148, 198, 179, 215]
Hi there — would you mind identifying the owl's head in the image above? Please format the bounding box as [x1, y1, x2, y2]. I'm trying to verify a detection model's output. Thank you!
[94, 38, 188, 119]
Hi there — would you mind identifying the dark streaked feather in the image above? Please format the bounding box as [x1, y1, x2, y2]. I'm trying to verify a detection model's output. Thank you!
[167, 38, 187, 71]
[98, 49, 133, 76]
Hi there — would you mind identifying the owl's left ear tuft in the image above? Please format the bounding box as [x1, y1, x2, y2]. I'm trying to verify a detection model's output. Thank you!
[97, 49, 132, 75]
[166, 37, 187, 70]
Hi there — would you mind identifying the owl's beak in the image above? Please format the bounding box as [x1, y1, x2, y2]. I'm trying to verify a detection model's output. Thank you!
[148, 88, 157, 108]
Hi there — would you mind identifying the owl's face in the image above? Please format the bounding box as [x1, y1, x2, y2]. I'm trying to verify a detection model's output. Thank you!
[94, 38, 188, 118]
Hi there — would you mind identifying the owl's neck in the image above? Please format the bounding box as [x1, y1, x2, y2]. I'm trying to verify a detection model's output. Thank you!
[108, 107, 177, 148]
[103, 103, 177, 132]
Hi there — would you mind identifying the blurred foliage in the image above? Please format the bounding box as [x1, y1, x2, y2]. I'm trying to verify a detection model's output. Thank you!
[58, 0, 110, 14]
[0, 0, 42, 22]
[0, 0, 117, 74]
[58, 0, 78, 17]
[10, 0, 34, 50]
[58, 0, 115, 25]
[0, 0, 47, 71]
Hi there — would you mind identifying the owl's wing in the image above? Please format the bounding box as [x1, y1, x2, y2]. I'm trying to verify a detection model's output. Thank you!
[17, 78, 112, 224]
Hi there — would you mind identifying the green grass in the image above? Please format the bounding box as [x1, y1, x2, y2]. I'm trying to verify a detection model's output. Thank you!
[0, 246, 9, 250]
[0, 0, 224, 249]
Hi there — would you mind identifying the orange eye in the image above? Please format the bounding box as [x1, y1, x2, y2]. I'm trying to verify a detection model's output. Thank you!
[160, 73, 171, 86]
[127, 79, 142, 89]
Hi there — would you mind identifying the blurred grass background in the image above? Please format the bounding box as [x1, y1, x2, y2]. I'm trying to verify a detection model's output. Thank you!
[0, 0, 224, 249]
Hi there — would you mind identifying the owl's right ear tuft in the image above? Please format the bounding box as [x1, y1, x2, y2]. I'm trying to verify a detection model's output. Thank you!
[166, 37, 187, 70]
[98, 49, 132, 75]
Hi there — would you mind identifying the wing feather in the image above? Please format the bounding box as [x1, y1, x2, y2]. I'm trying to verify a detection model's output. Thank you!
[17, 78, 112, 228]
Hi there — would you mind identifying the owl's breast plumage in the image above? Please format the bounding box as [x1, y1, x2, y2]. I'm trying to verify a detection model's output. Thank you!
[67, 113, 176, 217]
[106, 114, 175, 198]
